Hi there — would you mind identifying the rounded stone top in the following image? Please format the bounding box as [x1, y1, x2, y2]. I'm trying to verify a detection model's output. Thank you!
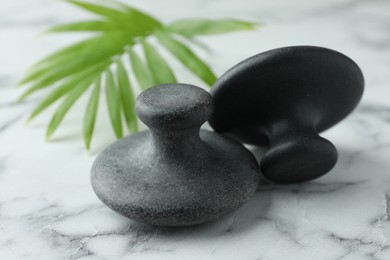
[136, 84, 213, 129]
[209, 46, 364, 138]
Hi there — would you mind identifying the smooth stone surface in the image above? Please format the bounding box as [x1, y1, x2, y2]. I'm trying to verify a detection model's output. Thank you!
[209, 46, 364, 184]
[2, 0, 390, 259]
[91, 84, 260, 226]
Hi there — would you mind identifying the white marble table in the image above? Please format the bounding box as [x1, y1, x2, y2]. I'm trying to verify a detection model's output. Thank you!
[1, 0, 390, 259]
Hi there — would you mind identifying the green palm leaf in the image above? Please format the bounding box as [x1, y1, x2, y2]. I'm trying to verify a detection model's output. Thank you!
[167, 19, 258, 37]
[47, 20, 114, 33]
[46, 75, 93, 140]
[27, 63, 106, 121]
[21, 36, 110, 85]
[128, 47, 156, 90]
[154, 30, 217, 86]
[67, 0, 126, 18]
[19, 0, 259, 149]
[19, 33, 129, 95]
[68, 0, 162, 35]
[105, 69, 123, 138]
[116, 60, 138, 132]
[141, 39, 176, 84]
[83, 76, 101, 150]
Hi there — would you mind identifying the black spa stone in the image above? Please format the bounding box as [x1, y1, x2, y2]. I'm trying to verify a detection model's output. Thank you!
[91, 84, 260, 226]
[208, 46, 364, 184]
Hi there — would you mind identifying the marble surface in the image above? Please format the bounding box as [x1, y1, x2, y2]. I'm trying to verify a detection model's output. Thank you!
[1, 0, 390, 259]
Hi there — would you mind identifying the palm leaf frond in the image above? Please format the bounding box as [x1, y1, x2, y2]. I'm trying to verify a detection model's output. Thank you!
[141, 39, 176, 84]
[167, 19, 259, 37]
[47, 20, 114, 33]
[154, 30, 217, 86]
[83, 76, 101, 150]
[45, 75, 93, 140]
[105, 69, 123, 138]
[19, 0, 259, 149]
[116, 59, 138, 133]
[27, 62, 107, 121]
[128, 48, 156, 91]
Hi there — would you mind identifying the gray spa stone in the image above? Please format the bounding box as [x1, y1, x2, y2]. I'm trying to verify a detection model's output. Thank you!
[91, 84, 260, 226]
[208, 46, 364, 184]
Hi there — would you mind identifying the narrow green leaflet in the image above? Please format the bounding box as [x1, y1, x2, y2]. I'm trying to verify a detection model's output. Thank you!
[27, 64, 104, 121]
[45, 77, 92, 140]
[83, 77, 101, 150]
[67, 0, 125, 18]
[128, 48, 156, 90]
[167, 19, 257, 37]
[32, 32, 128, 81]
[19, 33, 128, 100]
[115, 3, 162, 31]
[19, 58, 111, 102]
[26, 85, 72, 121]
[154, 30, 217, 86]
[48, 19, 143, 36]
[116, 60, 138, 132]
[105, 69, 123, 138]
[21, 36, 108, 80]
[67, 0, 161, 36]
[48, 20, 114, 33]
[20, 42, 89, 85]
[141, 39, 176, 84]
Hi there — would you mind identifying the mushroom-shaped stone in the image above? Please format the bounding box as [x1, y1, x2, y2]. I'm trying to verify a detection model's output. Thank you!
[209, 46, 364, 184]
[91, 84, 259, 226]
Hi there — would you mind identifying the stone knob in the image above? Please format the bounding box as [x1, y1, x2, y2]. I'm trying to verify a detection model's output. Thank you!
[136, 83, 213, 129]
[91, 84, 260, 226]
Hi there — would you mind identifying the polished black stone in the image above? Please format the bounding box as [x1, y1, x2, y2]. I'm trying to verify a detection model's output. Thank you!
[209, 46, 364, 184]
[91, 84, 260, 226]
